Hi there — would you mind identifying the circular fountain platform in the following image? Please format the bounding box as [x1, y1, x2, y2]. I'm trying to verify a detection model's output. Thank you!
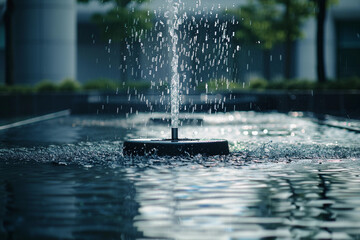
[123, 139, 229, 156]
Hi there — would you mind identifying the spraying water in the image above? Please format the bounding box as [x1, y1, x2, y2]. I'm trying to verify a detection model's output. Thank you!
[167, 0, 181, 140]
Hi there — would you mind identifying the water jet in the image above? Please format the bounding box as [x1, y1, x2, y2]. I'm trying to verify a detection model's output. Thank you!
[123, 0, 229, 156]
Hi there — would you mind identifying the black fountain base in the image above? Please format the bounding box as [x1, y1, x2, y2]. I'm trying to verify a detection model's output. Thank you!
[123, 139, 229, 156]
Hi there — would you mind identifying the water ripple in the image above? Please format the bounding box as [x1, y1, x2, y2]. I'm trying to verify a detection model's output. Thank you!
[1, 112, 360, 239]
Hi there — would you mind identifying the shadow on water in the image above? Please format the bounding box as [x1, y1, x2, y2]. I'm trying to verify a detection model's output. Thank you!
[0, 162, 143, 240]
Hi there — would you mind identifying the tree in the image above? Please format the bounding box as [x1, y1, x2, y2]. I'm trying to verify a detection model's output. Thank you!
[313, 0, 337, 83]
[231, 0, 314, 80]
[78, 0, 153, 81]
[229, 0, 283, 80]
[78, 0, 152, 41]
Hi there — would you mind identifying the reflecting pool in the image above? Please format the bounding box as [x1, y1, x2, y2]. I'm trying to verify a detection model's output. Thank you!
[1, 112, 360, 239]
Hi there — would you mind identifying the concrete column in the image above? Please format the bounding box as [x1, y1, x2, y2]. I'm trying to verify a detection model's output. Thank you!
[12, 0, 76, 85]
[295, 18, 316, 80]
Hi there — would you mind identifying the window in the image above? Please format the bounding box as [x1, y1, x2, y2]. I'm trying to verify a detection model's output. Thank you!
[337, 21, 360, 79]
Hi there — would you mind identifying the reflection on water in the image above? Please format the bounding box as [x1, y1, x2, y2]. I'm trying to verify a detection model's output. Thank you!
[129, 161, 360, 239]
[0, 112, 360, 239]
[1, 160, 360, 239]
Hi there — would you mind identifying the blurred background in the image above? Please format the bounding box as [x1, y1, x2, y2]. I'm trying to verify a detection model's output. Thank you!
[0, 0, 359, 86]
[0, 0, 359, 116]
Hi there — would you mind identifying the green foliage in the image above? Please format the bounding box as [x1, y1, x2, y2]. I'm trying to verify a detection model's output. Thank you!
[248, 77, 360, 91]
[1, 78, 153, 94]
[249, 78, 268, 89]
[83, 78, 119, 91]
[265, 79, 317, 90]
[152, 80, 168, 92]
[283, 79, 316, 90]
[229, 0, 315, 49]
[78, 0, 153, 42]
[265, 81, 286, 90]
[77, 0, 148, 6]
[92, 8, 152, 42]
[58, 79, 81, 92]
[196, 77, 360, 93]
[197, 79, 244, 93]
[124, 81, 151, 91]
[323, 77, 360, 90]
[0, 85, 34, 94]
[311, 0, 339, 9]
[83, 78, 151, 92]
[1, 76, 359, 94]
[35, 80, 58, 92]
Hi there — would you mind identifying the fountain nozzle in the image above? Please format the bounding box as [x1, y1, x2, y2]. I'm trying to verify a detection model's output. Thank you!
[171, 128, 178, 140]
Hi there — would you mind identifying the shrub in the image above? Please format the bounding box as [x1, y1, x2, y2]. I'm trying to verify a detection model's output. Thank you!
[283, 79, 315, 90]
[58, 78, 81, 92]
[316, 77, 360, 90]
[83, 78, 118, 91]
[0, 85, 34, 94]
[249, 78, 268, 89]
[83, 78, 152, 92]
[125, 81, 151, 91]
[35, 80, 58, 92]
[152, 80, 168, 92]
[336, 77, 360, 90]
[267, 81, 286, 90]
[346, 77, 360, 89]
[228, 81, 245, 91]
[198, 79, 244, 93]
[0, 85, 7, 92]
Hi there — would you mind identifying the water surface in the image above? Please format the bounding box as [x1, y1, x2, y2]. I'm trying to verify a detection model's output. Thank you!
[1, 112, 360, 239]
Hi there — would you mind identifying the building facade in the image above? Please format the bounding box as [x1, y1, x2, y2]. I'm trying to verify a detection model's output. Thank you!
[0, 0, 359, 85]
[296, 0, 360, 81]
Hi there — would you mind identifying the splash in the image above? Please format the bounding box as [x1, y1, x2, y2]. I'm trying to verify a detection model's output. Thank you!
[167, 0, 181, 134]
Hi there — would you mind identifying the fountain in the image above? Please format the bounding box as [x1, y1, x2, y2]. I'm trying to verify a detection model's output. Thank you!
[2, 1, 360, 238]
[123, 0, 229, 156]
